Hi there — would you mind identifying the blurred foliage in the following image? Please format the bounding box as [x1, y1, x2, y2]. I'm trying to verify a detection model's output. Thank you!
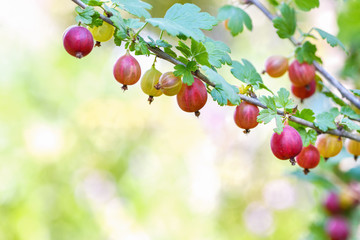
[338, 0, 360, 87]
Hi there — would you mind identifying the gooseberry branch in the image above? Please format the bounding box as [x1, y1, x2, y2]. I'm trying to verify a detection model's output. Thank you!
[70, 0, 360, 142]
[247, 0, 360, 110]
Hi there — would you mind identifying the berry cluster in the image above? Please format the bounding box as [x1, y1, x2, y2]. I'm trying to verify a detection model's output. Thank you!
[62, 24, 360, 175]
[265, 56, 316, 102]
[62, 25, 208, 116]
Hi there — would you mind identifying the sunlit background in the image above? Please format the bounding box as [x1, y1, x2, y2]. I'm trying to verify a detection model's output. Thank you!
[0, 0, 358, 239]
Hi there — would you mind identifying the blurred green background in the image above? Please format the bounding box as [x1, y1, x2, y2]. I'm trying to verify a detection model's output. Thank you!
[0, 0, 359, 239]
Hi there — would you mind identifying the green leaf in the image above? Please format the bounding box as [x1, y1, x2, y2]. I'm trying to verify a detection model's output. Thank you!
[267, 0, 279, 6]
[341, 118, 360, 131]
[294, 0, 319, 11]
[204, 37, 232, 68]
[231, 59, 270, 92]
[146, 3, 218, 42]
[272, 3, 296, 39]
[218, 5, 252, 37]
[164, 47, 177, 59]
[173, 61, 197, 85]
[191, 39, 211, 67]
[81, 0, 104, 7]
[259, 95, 277, 111]
[289, 108, 315, 129]
[341, 106, 360, 120]
[124, 19, 145, 29]
[295, 41, 322, 64]
[351, 89, 360, 97]
[257, 109, 277, 124]
[202, 66, 240, 106]
[275, 88, 296, 110]
[75, 6, 103, 27]
[314, 108, 339, 131]
[314, 28, 347, 52]
[297, 128, 317, 147]
[113, 27, 128, 46]
[176, 41, 192, 58]
[322, 90, 347, 107]
[274, 115, 284, 134]
[112, 0, 152, 19]
[156, 40, 172, 48]
[134, 37, 151, 56]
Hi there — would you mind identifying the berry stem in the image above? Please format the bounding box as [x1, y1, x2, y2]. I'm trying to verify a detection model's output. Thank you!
[289, 158, 296, 166]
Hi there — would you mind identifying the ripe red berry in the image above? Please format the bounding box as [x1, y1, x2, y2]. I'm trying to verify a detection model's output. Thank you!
[63, 26, 94, 58]
[176, 78, 208, 117]
[323, 192, 341, 215]
[295, 144, 320, 174]
[288, 60, 315, 87]
[270, 125, 303, 165]
[113, 53, 141, 91]
[234, 102, 259, 133]
[325, 217, 350, 240]
[265, 55, 289, 78]
[291, 79, 316, 103]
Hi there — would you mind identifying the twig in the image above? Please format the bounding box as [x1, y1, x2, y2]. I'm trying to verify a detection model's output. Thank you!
[248, 0, 360, 109]
[70, 0, 360, 142]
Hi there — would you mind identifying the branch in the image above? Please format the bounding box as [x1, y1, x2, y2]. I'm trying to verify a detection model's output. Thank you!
[248, 0, 360, 109]
[69, 0, 360, 142]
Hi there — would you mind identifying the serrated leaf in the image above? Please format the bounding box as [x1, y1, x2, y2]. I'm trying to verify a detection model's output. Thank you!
[341, 106, 360, 120]
[231, 59, 268, 91]
[218, 5, 252, 37]
[297, 128, 317, 146]
[272, 3, 296, 39]
[146, 3, 218, 42]
[112, 0, 152, 18]
[257, 109, 277, 124]
[204, 37, 232, 68]
[295, 41, 322, 64]
[156, 40, 172, 48]
[134, 37, 151, 56]
[81, 0, 104, 7]
[174, 61, 197, 85]
[191, 39, 210, 67]
[274, 115, 284, 134]
[341, 118, 360, 131]
[314, 28, 347, 52]
[124, 18, 145, 29]
[314, 109, 339, 131]
[164, 47, 177, 58]
[322, 90, 347, 107]
[75, 6, 103, 27]
[202, 66, 240, 106]
[259, 95, 277, 111]
[275, 88, 296, 110]
[113, 27, 128, 46]
[176, 41, 191, 58]
[289, 108, 315, 130]
[294, 0, 319, 11]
